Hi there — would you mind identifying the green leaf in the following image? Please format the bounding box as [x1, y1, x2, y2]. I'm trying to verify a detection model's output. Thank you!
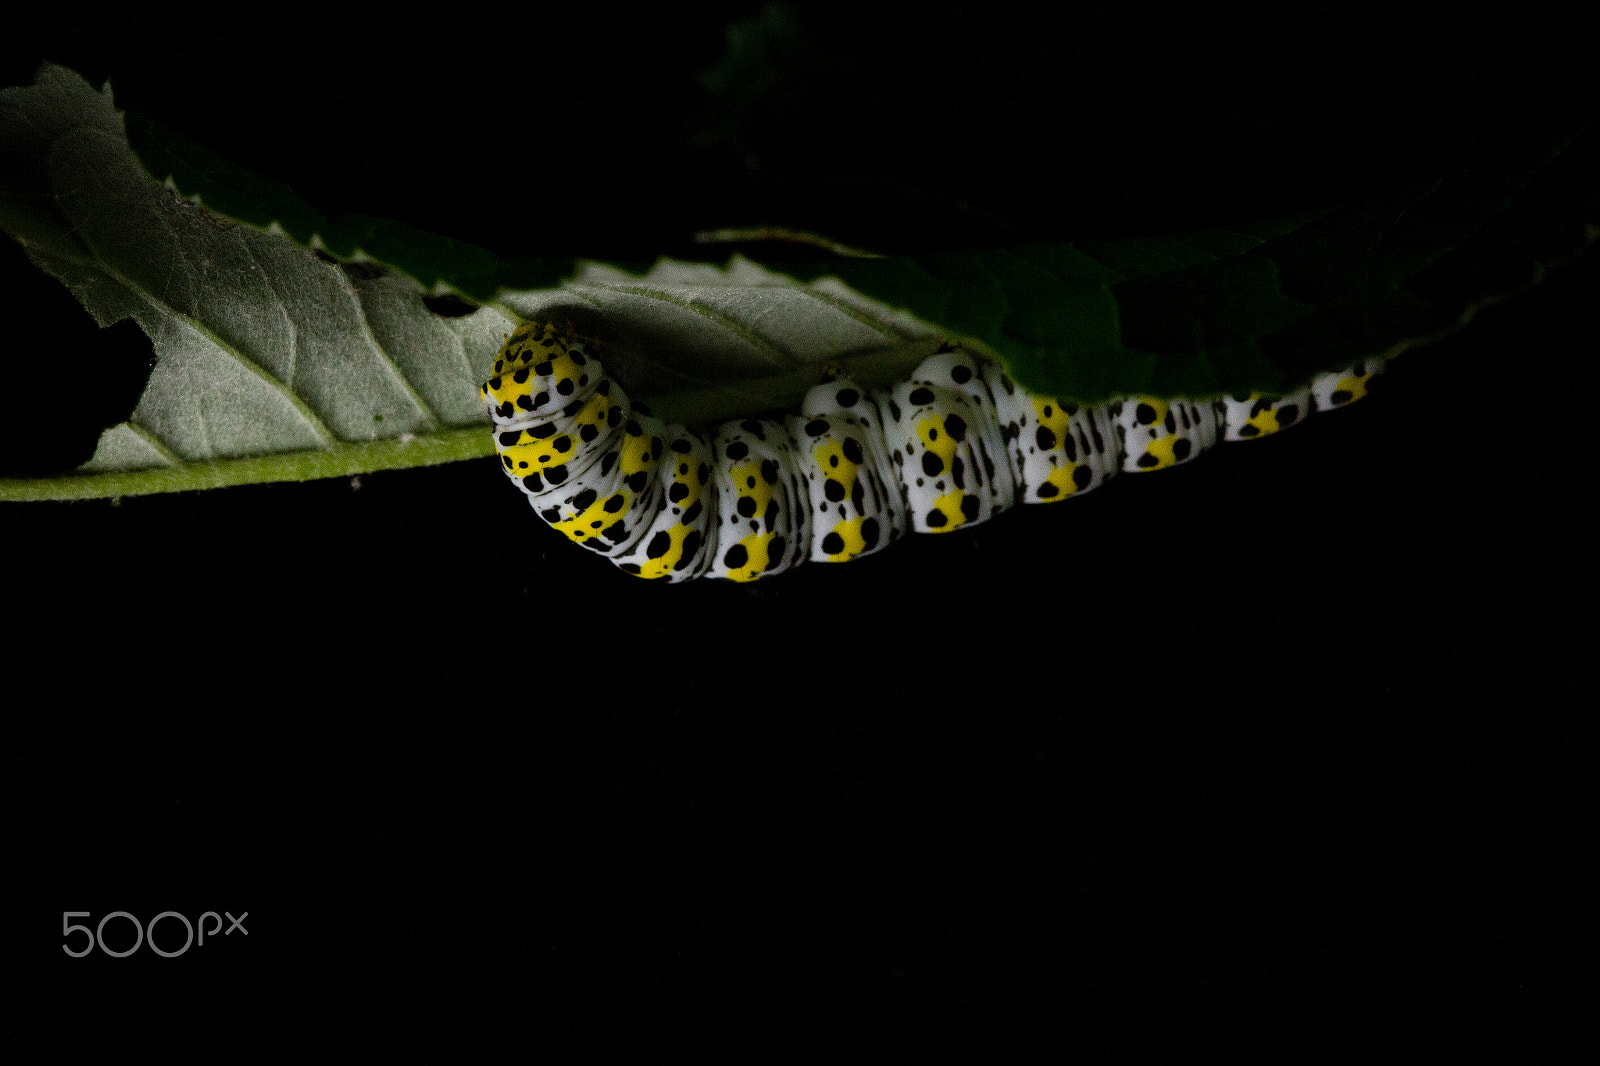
[793, 130, 1600, 402]
[0, 67, 513, 498]
[122, 104, 572, 305]
[2, 62, 1596, 503]
[0, 67, 953, 500]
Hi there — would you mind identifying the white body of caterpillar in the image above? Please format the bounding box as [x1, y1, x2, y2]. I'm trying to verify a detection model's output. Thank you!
[483, 320, 1383, 583]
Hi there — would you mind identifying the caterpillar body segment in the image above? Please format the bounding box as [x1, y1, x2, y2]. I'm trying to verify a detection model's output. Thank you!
[786, 409, 904, 564]
[609, 415, 719, 582]
[707, 418, 812, 582]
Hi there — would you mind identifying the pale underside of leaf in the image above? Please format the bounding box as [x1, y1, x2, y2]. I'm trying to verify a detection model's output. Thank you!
[3, 64, 1595, 502]
[0, 68, 1009, 501]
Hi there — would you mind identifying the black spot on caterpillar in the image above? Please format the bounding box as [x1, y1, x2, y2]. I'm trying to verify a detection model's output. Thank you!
[482, 320, 1383, 583]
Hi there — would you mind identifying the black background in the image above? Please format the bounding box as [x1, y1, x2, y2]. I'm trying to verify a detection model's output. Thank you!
[4, 3, 1596, 1058]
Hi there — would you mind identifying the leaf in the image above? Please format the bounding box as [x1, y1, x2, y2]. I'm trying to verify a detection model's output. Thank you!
[113, 49, 1600, 407]
[0, 67, 950, 500]
[0, 68, 508, 498]
[2, 59, 1596, 502]
[789, 132, 1600, 401]
[121, 104, 573, 306]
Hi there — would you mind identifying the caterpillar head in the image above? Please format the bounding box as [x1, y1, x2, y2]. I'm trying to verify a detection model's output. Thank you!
[482, 320, 600, 426]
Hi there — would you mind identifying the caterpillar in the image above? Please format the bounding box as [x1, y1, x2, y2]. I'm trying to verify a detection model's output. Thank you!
[482, 320, 1383, 583]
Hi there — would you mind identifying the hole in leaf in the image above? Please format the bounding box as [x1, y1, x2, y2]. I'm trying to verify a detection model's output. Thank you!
[422, 292, 480, 318]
